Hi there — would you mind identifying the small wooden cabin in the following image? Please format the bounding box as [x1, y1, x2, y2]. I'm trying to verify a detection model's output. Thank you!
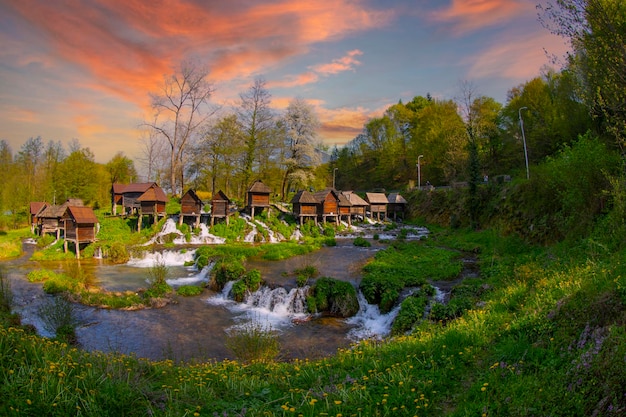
[136, 184, 168, 231]
[110, 183, 126, 215]
[37, 199, 84, 239]
[30, 202, 48, 234]
[62, 206, 98, 259]
[365, 192, 388, 222]
[387, 193, 408, 220]
[337, 192, 353, 226]
[341, 191, 369, 220]
[179, 189, 203, 227]
[210, 190, 231, 226]
[291, 190, 318, 225]
[313, 189, 340, 225]
[112, 182, 160, 215]
[246, 180, 272, 219]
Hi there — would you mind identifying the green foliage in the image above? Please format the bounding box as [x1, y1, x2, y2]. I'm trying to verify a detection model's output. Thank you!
[0, 270, 12, 313]
[37, 296, 77, 340]
[106, 242, 129, 264]
[225, 319, 280, 363]
[210, 217, 249, 242]
[144, 261, 172, 299]
[503, 134, 621, 243]
[231, 269, 263, 302]
[294, 265, 318, 287]
[42, 272, 82, 295]
[391, 291, 430, 335]
[353, 236, 371, 247]
[360, 241, 462, 312]
[176, 285, 203, 297]
[309, 277, 359, 317]
[211, 258, 246, 291]
[299, 221, 321, 238]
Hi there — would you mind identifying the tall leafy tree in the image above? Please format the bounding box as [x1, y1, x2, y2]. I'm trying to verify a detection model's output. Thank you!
[540, 0, 626, 148]
[106, 152, 138, 214]
[195, 114, 245, 196]
[54, 146, 99, 205]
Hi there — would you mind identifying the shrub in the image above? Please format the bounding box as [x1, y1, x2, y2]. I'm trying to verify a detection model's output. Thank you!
[225, 319, 280, 363]
[211, 259, 247, 291]
[108, 242, 130, 264]
[144, 261, 172, 299]
[353, 236, 371, 247]
[392, 291, 430, 335]
[27, 269, 59, 282]
[37, 296, 77, 343]
[310, 277, 359, 317]
[295, 265, 318, 287]
[176, 285, 203, 297]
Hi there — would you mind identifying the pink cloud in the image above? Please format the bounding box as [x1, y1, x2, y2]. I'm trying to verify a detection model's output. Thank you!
[430, 0, 533, 34]
[3, 0, 391, 107]
[311, 50, 364, 75]
[466, 31, 570, 80]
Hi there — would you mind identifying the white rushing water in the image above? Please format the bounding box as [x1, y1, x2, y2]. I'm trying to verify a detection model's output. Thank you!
[165, 264, 214, 287]
[127, 249, 196, 267]
[206, 283, 310, 329]
[144, 218, 226, 245]
[346, 292, 401, 340]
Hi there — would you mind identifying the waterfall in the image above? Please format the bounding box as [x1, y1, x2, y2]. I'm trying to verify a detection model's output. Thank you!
[127, 249, 196, 267]
[243, 286, 309, 315]
[188, 224, 226, 245]
[346, 292, 401, 341]
[144, 219, 187, 245]
[166, 263, 214, 287]
[205, 283, 310, 327]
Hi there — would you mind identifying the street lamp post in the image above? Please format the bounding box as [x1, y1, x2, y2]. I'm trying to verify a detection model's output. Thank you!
[417, 155, 424, 190]
[333, 167, 338, 189]
[518, 107, 530, 180]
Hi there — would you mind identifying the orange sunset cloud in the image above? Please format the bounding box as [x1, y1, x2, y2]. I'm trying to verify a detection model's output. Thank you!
[431, 0, 533, 34]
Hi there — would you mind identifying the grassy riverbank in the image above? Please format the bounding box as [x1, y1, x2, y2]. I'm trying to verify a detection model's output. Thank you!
[2, 225, 625, 416]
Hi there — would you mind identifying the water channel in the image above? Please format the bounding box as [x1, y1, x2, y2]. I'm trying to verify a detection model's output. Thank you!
[4, 226, 431, 363]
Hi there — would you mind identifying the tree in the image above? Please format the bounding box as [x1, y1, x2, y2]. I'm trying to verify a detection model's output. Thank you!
[54, 146, 99, 205]
[279, 98, 320, 199]
[106, 152, 138, 214]
[540, 0, 626, 149]
[146, 62, 215, 195]
[195, 114, 245, 196]
[237, 78, 275, 192]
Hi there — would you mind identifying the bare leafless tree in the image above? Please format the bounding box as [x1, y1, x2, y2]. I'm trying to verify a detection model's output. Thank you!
[145, 62, 215, 195]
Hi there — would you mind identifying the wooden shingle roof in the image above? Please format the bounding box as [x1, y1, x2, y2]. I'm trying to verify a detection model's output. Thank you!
[248, 180, 272, 193]
[118, 182, 157, 194]
[342, 191, 369, 207]
[365, 192, 388, 204]
[212, 190, 230, 202]
[312, 189, 339, 202]
[291, 190, 317, 204]
[136, 185, 167, 203]
[64, 206, 98, 224]
[182, 189, 203, 204]
[30, 202, 48, 216]
[387, 193, 407, 204]
[337, 192, 352, 207]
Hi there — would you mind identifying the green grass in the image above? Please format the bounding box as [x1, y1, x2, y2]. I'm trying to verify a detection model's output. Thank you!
[0, 228, 31, 259]
[1, 226, 625, 415]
